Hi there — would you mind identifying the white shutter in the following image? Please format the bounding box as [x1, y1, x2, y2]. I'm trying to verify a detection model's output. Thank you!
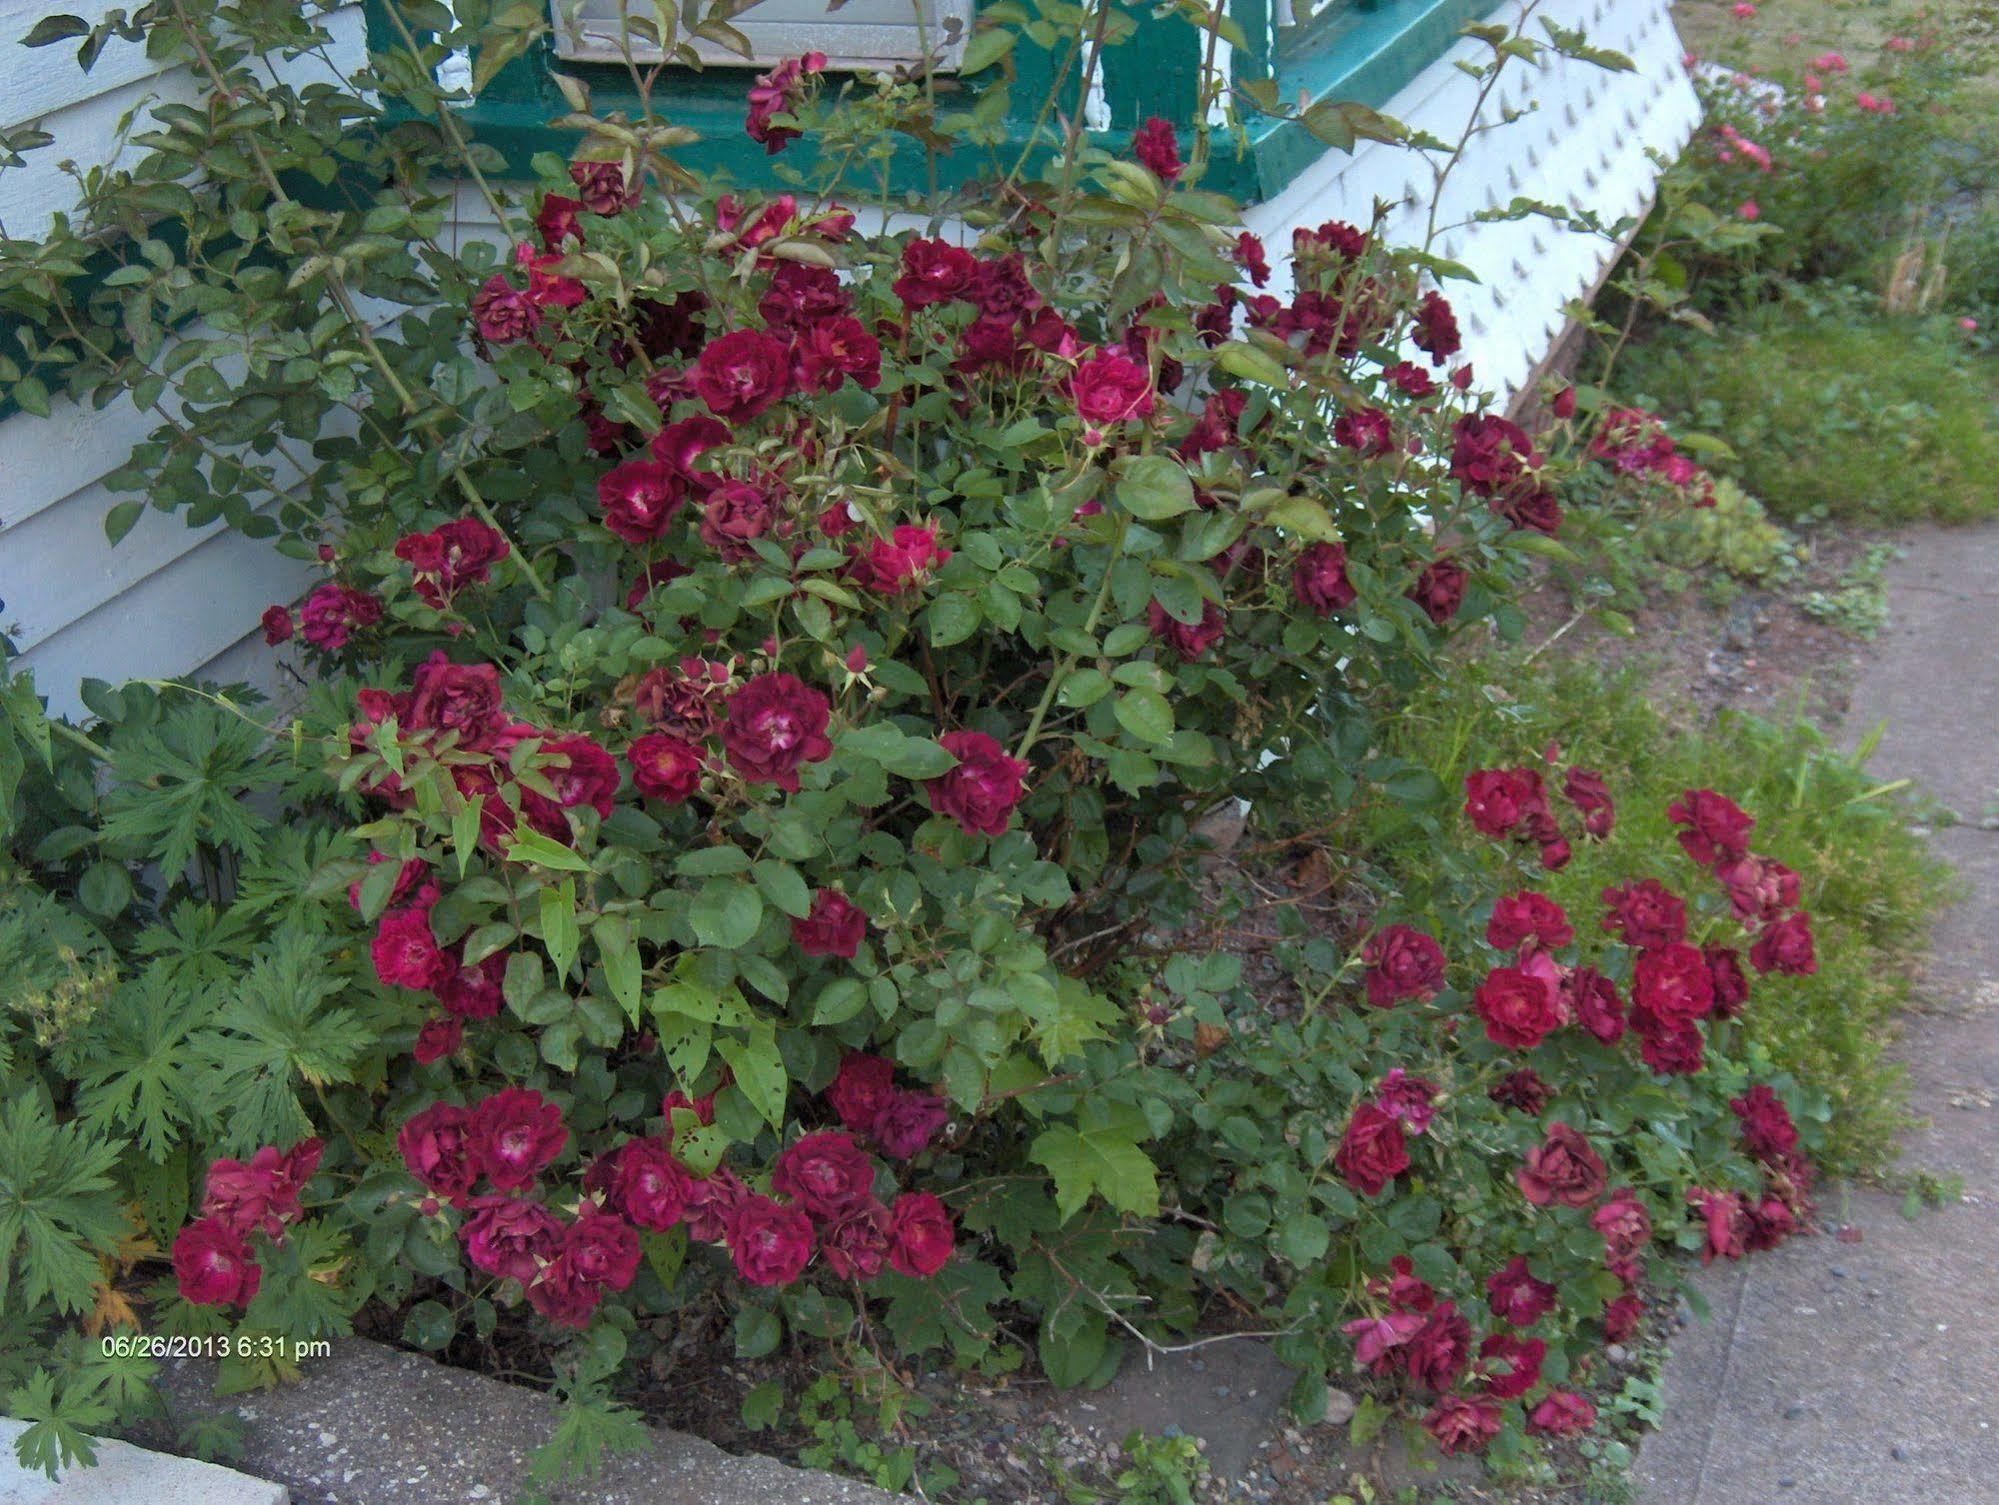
[549, 0, 974, 71]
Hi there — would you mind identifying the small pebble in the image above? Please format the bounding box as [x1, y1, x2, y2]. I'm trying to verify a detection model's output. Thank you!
[1893, 1445, 1909, 1461]
[1784, 1404, 1806, 1420]
[1779, 1478, 1797, 1489]
[1830, 1266, 1847, 1278]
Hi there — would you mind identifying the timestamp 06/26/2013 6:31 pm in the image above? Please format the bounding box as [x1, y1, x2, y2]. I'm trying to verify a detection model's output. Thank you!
[98, 1333, 335, 1362]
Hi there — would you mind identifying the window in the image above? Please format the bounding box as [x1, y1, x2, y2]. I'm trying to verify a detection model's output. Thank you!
[548, 0, 976, 72]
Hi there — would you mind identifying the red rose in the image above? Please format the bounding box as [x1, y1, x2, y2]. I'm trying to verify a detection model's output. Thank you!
[172, 1218, 261, 1308]
[1566, 966, 1626, 1044]
[1474, 955, 1564, 1050]
[788, 889, 866, 959]
[871, 1089, 950, 1162]
[398, 1102, 478, 1198]
[886, 1191, 955, 1278]
[1334, 1102, 1410, 1197]
[1344, 1311, 1424, 1373]
[1423, 1394, 1500, 1455]
[1233, 230, 1271, 286]
[771, 1131, 876, 1219]
[260, 604, 293, 645]
[661, 1089, 716, 1128]
[1478, 1334, 1546, 1401]
[1717, 854, 1801, 924]
[536, 193, 581, 251]
[1449, 413, 1535, 499]
[1563, 766, 1615, 837]
[1691, 1187, 1749, 1263]
[1667, 788, 1754, 867]
[1528, 1391, 1596, 1437]
[1145, 599, 1226, 659]
[1361, 924, 1446, 1007]
[1486, 890, 1573, 953]
[472, 275, 539, 344]
[413, 1016, 463, 1063]
[1746, 1194, 1797, 1251]
[372, 906, 453, 992]
[1632, 942, 1715, 1027]
[524, 1257, 602, 1328]
[1638, 1018, 1706, 1076]
[395, 517, 508, 608]
[299, 582, 381, 650]
[694, 328, 791, 422]
[1291, 542, 1356, 616]
[1489, 1067, 1551, 1115]
[853, 525, 950, 593]
[597, 458, 685, 544]
[608, 1138, 693, 1230]
[1516, 1122, 1607, 1207]
[1705, 944, 1750, 1017]
[892, 238, 979, 308]
[826, 1054, 896, 1132]
[744, 52, 824, 153]
[1333, 406, 1394, 455]
[1373, 1069, 1438, 1134]
[925, 730, 1029, 837]
[683, 1167, 748, 1243]
[1463, 767, 1545, 839]
[1070, 350, 1156, 427]
[406, 653, 505, 744]
[633, 656, 730, 738]
[1750, 912, 1816, 975]
[568, 160, 633, 215]
[1412, 289, 1461, 363]
[627, 732, 704, 805]
[1484, 1255, 1557, 1327]
[760, 262, 846, 330]
[1371, 1253, 1436, 1314]
[721, 672, 833, 790]
[437, 952, 504, 1021]
[469, 1087, 569, 1192]
[459, 1194, 562, 1282]
[730, 1193, 815, 1285]
[200, 1140, 320, 1240]
[539, 732, 618, 818]
[1602, 879, 1689, 949]
[698, 476, 779, 561]
[561, 1207, 640, 1290]
[1404, 1302, 1471, 1390]
[1603, 1292, 1644, 1341]
[1132, 116, 1182, 181]
[793, 314, 882, 393]
[1731, 1085, 1799, 1161]
[821, 1201, 891, 1281]
[1409, 556, 1467, 625]
[1592, 1187, 1652, 1259]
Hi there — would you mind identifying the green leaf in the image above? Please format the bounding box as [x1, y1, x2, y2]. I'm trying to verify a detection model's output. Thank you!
[540, 882, 580, 982]
[1113, 687, 1174, 745]
[505, 827, 589, 871]
[594, 914, 642, 1022]
[690, 879, 763, 950]
[1029, 1103, 1159, 1223]
[926, 594, 983, 648]
[104, 500, 145, 545]
[1114, 455, 1196, 520]
[0, 1092, 127, 1316]
[715, 1024, 786, 1130]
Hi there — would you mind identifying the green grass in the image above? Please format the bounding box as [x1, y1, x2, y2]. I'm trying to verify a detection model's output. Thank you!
[1369, 656, 1953, 1175]
[1621, 306, 1999, 525]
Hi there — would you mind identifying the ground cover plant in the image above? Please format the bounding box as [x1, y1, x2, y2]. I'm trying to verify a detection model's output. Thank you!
[0, 0, 1932, 1491]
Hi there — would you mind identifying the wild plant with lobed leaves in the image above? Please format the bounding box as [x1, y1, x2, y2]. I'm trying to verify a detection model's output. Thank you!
[0, 0, 1821, 1484]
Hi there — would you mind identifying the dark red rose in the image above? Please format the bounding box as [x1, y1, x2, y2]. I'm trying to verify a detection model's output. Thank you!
[1486, 890, 1573, 953]
[1409, 556, 1468, 625]
[536, 193, 581, 251]
[539, 732, 617, 818]
[1528, 1391, 1596, 1437]
[721, 672, 833, 791]
[1516, 1122, 1607, 1207]
[1550, 385, 1578, 419]
[469, 1087, 569, 1192]
[568, 160, 632, 215]
[1731, 1085, 1800, 1162]
[1374, 1069, 1438, 1134]
[1424, 1394, 1501, 1456]
[1333, 406, 1394, 455]
[460, 1194, 562, 1282]
[853, 525, 951, 593]
[1691, 1187, 1749, 1263]
[1602, 879, 1689, 950]
[1489, 1068, 1551, 1114]
[771, 1131, 876, 1219]
[201, 1140, 319, 1240]
[1070, 350, 1155, 427]
[1132, 116, 1182, 180]
[1485, 1255, 1557, 1327]
[627, 732, 704, 805]
[437, 952, 503, 1020]
[472, 275, 540, 344]
[1474, 954, 1565, 1050]
[299, 582, 381, 650]
[744, 51, 825, 153]
[1632, 942, 1715, 1030]
[1564, 766, 1615, 838]
[1745, 1194, 1797, 1251]
[1478, 1333, 1546, 1399]
[1705, 944, 1750, 1017]
[793, 315, 882, 393]
[1361, 924, 1446, 1007]
[683, 1167, 748, 1244]
[524, 1256, 601, 1328]
[873, 1091, 949, 1159]
[788, 888, 866, 960]
[1602, 1291, 1645, 1341]
[372, 906, 453, 992]
[1449, 413, 1536, 498]
[1667, 788, 1754, 867]
[1717, 854, 1802, 925]
[1292, 542, 1356, 615]
[1371, 1253, 1436, 1314]
[398, 1102, 478, 1198]
[730, 1194, 815, 1286]
[821, 1201, 891, 1281]
[926, 730, 1029, 837]
[1637, 1017, 1706, 1076]
[406, 653, 504, 743]
[827, 1055, 896, 1132]
[560, 1207, 640, 1290]
[661, 1089, 716, 1127]
[608, 1138, 693, 1230]
[1750, 911, 1817, 975]
[698, 476, 779, 561]
[1412, 289, 1461, 363]
[892, 237, 979, 308]
[1344, 1311, 1424, 1373]
[631, 656, 730, 739]
[1567, 966, 1627, 1043]
[596, 458, 685, 544]
[1404, 1301, 1472, 1390]
[694, 328, 791, 422]
[1463, 767, 1545, 839]
[1592, 1187, 1652, 1259]
[1146, 599, 1226, 659]
[1334, 1102, 1410, 1197]
[261, 604, 294, 645]
[886, 1191, 955, 1278]
[413, 1016, 463, 1063]
[396, 517, 508, 608]
[172, 1218, 261, 1308]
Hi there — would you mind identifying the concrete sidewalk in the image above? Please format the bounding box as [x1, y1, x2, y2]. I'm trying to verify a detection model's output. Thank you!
[1633, 525, 1999, 1503]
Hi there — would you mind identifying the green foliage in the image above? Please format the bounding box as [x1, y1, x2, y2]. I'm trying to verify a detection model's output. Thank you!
[1624, 301, 1999, 524]
[0, 1093, 127, 1317]
[1655, 477, 1795, 583]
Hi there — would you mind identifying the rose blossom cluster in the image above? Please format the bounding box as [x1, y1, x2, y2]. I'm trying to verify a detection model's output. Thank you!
[391, 516, 510, 610]
[173, 1138, 323, 1308]
[1588, 407, 1717, 504]
[1340, 1252, 1597, 1455]
[1462, 756, 1615, 871]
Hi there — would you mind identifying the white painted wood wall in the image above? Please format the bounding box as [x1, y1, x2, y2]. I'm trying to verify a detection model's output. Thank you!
[0, 0, 1693, 721]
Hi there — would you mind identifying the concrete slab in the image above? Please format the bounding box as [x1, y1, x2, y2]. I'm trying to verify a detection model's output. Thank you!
[1635, 523, 1999, 1504]
[0, 1417, 289, 1504]
[144, 1338, 896, 1505]
[1059, 1339, 1294, 1481]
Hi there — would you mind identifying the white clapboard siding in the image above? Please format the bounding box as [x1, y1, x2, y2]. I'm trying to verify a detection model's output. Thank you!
[0, 2, 364, 719]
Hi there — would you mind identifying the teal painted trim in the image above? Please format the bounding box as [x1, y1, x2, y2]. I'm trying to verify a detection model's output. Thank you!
[1244, 0, 1503, 198]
